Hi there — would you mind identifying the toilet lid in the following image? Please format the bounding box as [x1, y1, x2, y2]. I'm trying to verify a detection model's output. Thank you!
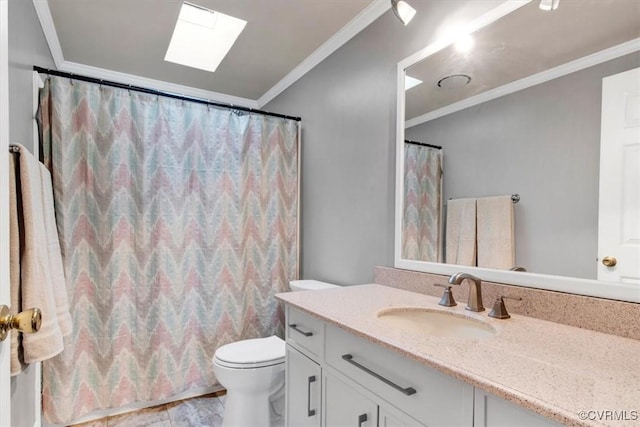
[214, 335, 285, 368]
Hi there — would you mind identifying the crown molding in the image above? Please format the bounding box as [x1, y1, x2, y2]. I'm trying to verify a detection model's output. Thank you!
[406, 37, 640, 128]
[256, 0, 391, 108]
[32, 0, 64, 68]
[33, 0, 389, 111]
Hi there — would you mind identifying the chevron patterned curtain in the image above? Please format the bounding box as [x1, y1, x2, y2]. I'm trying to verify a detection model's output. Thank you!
[402, 143, 443, 262]
[37, 76, 299, 424]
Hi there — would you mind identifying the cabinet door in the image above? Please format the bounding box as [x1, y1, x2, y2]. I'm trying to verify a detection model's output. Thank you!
[379, 406, 426, 427]
[286, 345, 321, 427]
[324, 372, 378, 427]
[474, 389, 561, 427]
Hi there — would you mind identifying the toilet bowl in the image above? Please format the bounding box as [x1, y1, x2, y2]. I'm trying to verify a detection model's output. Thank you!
[212, 280, 337, 427]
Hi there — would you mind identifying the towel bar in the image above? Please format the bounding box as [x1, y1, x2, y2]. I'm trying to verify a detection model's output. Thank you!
[446, 194, 520, 204]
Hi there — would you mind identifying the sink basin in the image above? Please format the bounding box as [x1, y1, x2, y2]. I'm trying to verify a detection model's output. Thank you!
[377, 308, 496, 339]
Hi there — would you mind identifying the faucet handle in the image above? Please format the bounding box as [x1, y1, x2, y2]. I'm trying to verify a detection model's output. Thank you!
[488, 295, 522, 319]
[433, 283, 457, 307]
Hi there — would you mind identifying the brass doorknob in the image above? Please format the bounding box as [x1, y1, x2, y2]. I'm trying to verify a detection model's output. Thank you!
[602, 256, 617, 267]
[0, 305, 42, 341]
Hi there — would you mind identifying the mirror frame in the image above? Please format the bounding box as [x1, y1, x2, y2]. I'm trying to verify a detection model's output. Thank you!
[394, 0, 640, 303]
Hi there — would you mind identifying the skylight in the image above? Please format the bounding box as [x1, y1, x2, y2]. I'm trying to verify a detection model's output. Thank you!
[405, 75, 423, 90]
[164, 2, 247, 72]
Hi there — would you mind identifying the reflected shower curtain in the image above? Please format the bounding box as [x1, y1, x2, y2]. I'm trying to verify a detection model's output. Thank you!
[38, 77, 299, 424]
[402, 143, 442, 262]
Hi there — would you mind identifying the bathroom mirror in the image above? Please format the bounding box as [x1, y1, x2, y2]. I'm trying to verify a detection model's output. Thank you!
[395, 0, 640, 302]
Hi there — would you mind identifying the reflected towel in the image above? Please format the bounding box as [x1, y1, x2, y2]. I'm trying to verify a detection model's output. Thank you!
[445, 198, 476, 266]
[477, 195, 515, 269]
[9, 144, 71, 375]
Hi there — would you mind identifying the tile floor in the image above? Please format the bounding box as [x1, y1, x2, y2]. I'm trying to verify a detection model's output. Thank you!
[71, 392, 225, 427]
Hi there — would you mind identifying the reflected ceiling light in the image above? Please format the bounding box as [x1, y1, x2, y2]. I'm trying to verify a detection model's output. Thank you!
[539, 0, 560, 11]
[391, 0, 416, 26]
[437, 74, 471, 89]
[454, 34, 474, 54]
[405, 75, 422, 90]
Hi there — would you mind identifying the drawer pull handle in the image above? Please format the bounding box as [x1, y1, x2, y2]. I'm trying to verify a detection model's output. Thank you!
[358, 413, 367, 427]
[341, 354, 417, 396]
[289, 324, 313, 337]
[307, 375, 316, 417]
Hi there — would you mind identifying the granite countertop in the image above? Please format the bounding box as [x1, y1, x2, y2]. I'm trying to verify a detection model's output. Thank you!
[276, 284, 640, 427]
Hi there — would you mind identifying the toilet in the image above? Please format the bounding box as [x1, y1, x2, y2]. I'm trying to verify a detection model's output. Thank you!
[212, 280, 338, 427]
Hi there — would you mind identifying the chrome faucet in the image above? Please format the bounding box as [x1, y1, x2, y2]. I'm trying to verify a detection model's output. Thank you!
[448, 273, 485, 312]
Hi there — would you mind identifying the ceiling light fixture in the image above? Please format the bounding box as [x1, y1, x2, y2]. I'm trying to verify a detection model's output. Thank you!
[165, 2, 247, 72]
[454, 34, 474, 54]
[539, 0, 560, 11]
[391, 0, 416, 26]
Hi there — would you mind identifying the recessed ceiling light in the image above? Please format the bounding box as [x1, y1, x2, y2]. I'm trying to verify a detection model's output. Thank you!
[165, 2, 247, 72]
[405, 75, 423, 90]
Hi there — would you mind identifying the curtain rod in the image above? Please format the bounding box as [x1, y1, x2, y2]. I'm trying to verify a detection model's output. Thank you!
[405, 139, 442, 150]
[33, 66, 302, 122]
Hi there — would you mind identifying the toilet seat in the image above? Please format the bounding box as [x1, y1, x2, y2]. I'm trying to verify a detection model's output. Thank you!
[214, 335, 285, 369]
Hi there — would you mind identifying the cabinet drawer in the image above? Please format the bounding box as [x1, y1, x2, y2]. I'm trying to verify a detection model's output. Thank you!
[325, 325, 473, 427]
[286, 307, 324, 359]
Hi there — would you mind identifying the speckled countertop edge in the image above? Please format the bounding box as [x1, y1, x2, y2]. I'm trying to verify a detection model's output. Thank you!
[277, 284, 640, 427]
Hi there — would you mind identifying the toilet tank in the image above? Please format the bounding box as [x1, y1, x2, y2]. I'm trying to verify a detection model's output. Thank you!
[289, 280, 338, 291]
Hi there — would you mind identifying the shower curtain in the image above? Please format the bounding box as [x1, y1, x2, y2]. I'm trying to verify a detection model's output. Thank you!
[37, 76, 299, 424]
[402, 143, 443, 262]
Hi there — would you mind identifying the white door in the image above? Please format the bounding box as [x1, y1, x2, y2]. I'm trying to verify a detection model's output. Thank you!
[0, 0, 12, 425]
[598, 67, 640, 283]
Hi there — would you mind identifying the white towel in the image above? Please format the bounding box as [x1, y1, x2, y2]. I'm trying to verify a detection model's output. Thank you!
[445, 198, 476, 266]
[40, 163, 72, 338]
[477, 195, 515, 269]
[9, 144, 71, 375]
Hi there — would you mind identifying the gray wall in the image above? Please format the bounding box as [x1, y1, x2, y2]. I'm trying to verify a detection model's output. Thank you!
[406, 53, 640, 279]
[8, 1, 55, 425]
[9, 0, 55, 152]
[265, 0, 499, 285]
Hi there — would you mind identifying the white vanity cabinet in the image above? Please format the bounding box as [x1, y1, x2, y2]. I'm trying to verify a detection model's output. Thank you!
[284, 306, 558, 427]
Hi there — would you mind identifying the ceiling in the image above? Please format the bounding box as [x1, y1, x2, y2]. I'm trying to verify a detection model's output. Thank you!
[44, 0, 377, 103]
[405, 0, 640, 122]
